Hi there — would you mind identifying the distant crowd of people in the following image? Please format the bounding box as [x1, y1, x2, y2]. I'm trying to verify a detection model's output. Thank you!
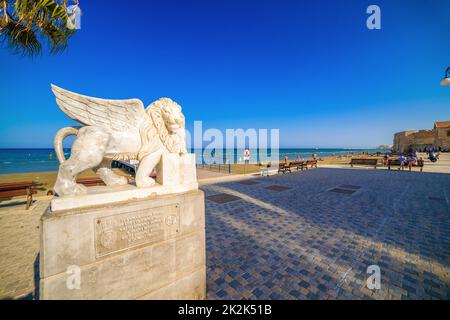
[281, 148, 440, 170]
[387, 153, 420, 170]
[385, 147, 439, 170]
[283, 153, 318, 164]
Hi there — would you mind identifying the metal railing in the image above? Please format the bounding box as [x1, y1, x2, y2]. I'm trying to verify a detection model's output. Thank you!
[196, 162, 232, 174]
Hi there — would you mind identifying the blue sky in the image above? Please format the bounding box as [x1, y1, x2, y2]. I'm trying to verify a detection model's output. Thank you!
[1, 0, 449, 148]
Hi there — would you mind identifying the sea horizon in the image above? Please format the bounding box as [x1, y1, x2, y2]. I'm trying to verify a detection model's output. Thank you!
[0, 147, 390, 175]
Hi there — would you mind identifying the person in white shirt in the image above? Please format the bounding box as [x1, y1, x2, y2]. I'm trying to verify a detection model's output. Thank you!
[66, 0, 82, 30]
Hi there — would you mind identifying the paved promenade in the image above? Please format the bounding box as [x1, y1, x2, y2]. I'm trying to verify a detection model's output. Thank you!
[0, 168, 449, 299]
[204, 168, 449, 300]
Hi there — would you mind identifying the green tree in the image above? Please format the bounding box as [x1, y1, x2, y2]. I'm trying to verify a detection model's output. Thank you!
[0, 0, 75, 56]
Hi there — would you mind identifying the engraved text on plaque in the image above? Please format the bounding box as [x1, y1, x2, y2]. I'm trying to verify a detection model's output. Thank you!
[95, 204, 180, 257]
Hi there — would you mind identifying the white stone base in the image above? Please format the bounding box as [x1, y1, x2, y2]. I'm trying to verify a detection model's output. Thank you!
[51, 153, 198, 212]
[40, 189, 206, 300]
[50, 182, 198, 212]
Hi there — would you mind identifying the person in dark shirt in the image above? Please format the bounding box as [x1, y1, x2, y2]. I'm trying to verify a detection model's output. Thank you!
[383, 153, 389, 166]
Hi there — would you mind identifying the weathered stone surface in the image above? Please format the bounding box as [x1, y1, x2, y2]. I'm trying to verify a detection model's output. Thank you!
[180, 154, 198, 185]
[156, 153, 181, 186]
[137, 268, 206, 300]
[40, 190, 205, 300]
[50, 181, 198, 213]
[40, 233, 205, 300]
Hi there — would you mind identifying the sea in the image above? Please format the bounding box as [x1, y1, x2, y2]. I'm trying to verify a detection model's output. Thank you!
[0, 148, 390, 175]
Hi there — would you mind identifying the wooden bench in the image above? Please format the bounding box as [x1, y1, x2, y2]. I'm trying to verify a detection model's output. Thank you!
[0, 182, 37, 210]
[76, 177, 107, 187]
[350, 158, 379, 169]
[288, 161, 305, 171]
[388, 159, 424, 172]
[278, 160, 317, 174]
[306, 159, 318, 169]
[278, 163, 291, 174]
[76, 175, 138, 187]
[293, 160, 317, 170]
[281, 160, 318, 174]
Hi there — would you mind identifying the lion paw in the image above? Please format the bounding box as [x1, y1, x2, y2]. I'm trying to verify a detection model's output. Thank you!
[136, 176, 156, 188]
[103, 174, 128, 186]
[55, 181, 88, 197]
[115, 175, 129, 186]
[73, 183, 88, 196]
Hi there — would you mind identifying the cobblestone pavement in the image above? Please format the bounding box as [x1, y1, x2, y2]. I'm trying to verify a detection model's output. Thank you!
[0, 168, 449, 300]
[203, 168, 450, 300]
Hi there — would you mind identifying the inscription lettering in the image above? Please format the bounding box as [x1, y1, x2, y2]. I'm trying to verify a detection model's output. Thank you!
[95, 204, 180, 257]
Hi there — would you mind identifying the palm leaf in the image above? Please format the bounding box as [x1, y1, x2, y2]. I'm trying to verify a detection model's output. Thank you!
[1, 0, 75, 56]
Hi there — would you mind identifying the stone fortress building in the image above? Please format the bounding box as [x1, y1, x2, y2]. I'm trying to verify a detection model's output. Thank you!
[393, 121, 450, 153]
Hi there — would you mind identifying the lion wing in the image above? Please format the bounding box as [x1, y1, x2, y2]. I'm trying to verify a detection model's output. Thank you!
[51, 84, 146, 131]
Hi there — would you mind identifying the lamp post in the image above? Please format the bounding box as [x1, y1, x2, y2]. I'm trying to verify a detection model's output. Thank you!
[440, 67, 450, 86]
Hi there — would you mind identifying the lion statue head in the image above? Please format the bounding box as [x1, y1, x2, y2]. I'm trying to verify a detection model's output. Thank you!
[149, 98, 185, 133]
[138, 98, 187, 160]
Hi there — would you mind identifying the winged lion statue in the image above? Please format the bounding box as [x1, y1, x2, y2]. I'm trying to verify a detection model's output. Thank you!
[51, 85, 187, 197]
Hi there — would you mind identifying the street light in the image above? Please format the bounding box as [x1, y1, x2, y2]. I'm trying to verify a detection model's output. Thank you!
[440, 67, 450, 86]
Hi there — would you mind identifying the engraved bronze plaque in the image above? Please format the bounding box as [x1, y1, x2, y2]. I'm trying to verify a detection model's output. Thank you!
[95, 204, 180, 257]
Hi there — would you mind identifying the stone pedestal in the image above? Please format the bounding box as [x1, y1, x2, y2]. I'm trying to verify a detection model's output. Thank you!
[39, 190, 205, 300]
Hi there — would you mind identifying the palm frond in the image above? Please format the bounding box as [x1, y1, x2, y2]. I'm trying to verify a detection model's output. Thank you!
[1, 0, 75, 56]
[1, 18, 41, 56]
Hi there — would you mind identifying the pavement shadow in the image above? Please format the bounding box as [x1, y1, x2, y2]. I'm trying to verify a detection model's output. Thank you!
[0, 201, 28, 209]
[33, 253, 40, 300]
